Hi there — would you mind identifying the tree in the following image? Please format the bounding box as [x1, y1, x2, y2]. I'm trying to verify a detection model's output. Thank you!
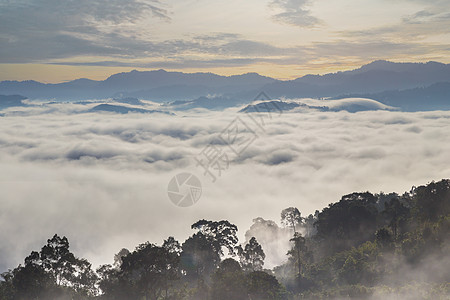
[210, 258, 247, 300]
[39, 234, 75, 286]
[181, 220, 239, 284]
[113, 248, 130, 269]
[180, 232, 220, 281]
[288, 232, 309, 276]
[191, 219, 239, 256]
[303, 211, 319, 238]
[281, 207, 303, 234]
[120, 241, 181, 300]
[96, 264, 125, 300]
[382, 197, 409, 241]
[246, 271, 286, 300]
[161, 237, 182, 298]
[314, 193, 379, 254]
[339, 255, 361, 285]
[0, 270, 15, 300]
[1, 234, 97, 299]
[163, 236, 182, 255]
[413, 179, 450, 221]
[375, 228, 393, 249]
[238, 237, 266, 272]
[9, 263, 57, 300]
[69, 258, 98, 298]
[38, 234, 97, 297]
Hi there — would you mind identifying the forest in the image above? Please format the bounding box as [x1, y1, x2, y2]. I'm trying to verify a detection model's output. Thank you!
[1, 179, 449, 300]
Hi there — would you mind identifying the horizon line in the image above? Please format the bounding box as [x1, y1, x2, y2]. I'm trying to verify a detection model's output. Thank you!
[1, 59, 448, 84]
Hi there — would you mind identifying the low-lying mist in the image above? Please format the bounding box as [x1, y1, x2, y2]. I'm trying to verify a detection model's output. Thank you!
[1, 102, 449, 275]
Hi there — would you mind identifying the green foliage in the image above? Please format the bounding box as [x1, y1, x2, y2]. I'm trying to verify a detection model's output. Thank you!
[210, 258, 247, 300]
[413, 179, 450, 221]
[298, 282, 450, 299]
[274, 180, 449, 298]
[246, 271, 287, 300]
[210, 259, 287, 300]
[1, 179, 449, 300]
[314, 192, 379, 255]
[382, 196, 410, 241]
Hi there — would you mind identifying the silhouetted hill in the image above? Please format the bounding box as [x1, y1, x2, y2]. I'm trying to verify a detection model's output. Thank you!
[239, 98, 396, 113]
[88, 104, 172, 115]
[167, 96, 246, 110]
[0, 79, 103, 100]
[112, 97, 144, 106]
[0, 94, 28, 109]
[335, 82, 450, 111]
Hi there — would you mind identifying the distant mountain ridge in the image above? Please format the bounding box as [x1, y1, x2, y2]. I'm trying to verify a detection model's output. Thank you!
[335, 81, 450, 111]
[0, 70, 277, 101]
[1, 61, 449, 108]
[264, 60, 450, 98]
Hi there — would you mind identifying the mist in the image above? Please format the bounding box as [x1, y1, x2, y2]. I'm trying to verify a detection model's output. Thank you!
[1, 103, 449, 274]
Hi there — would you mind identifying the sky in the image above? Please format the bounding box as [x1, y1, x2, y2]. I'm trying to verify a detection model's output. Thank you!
[1, 0, 450, 82]
[1, 102, 450, 271]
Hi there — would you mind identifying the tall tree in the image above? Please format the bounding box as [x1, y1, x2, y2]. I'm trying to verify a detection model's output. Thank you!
[120, 241, 181, 300]
[180, 232, 220, 281]
[303, 211, 319, 238]
[382, 197, 409, 241]
[314, 192, 379, 254]
[288, 232, 309, 277]
[39, 234, 75, 286]
[238, 237, 266, 272]
[1, 234, 97, 299]
[191, 219, 239, 256]
[413, 179, 450, 221]
[96, 264, 124, 300]
[281, 207, 303, 234]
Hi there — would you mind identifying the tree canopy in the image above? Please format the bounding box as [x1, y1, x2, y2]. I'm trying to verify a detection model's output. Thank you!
[1, 179, 449, 299]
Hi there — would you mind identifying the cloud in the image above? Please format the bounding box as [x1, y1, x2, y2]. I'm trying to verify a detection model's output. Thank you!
[302, 40, 450, 64]
[0, 0, 449, 76]
[0, 0, 303, 69]
[45, 32, 306, 69]
[402, 10, 437, 24]
[0, 0, 303, 67]
[1, 104, 450, 272]
[338, 4, 450, 42]
[0, 0, 170, 63]
[268, 0, 322, 27]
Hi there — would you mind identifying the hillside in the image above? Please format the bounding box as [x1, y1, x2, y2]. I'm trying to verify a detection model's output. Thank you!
[1, 179, 448, 299]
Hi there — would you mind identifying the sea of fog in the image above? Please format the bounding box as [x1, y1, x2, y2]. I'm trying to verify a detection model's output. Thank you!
[1, 102, 450, 272]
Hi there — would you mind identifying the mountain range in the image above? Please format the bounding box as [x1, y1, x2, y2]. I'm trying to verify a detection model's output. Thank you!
[1, 60, 450, 111]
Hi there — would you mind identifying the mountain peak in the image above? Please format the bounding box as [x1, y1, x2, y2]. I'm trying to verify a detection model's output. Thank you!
[359, 60, 397, 71]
